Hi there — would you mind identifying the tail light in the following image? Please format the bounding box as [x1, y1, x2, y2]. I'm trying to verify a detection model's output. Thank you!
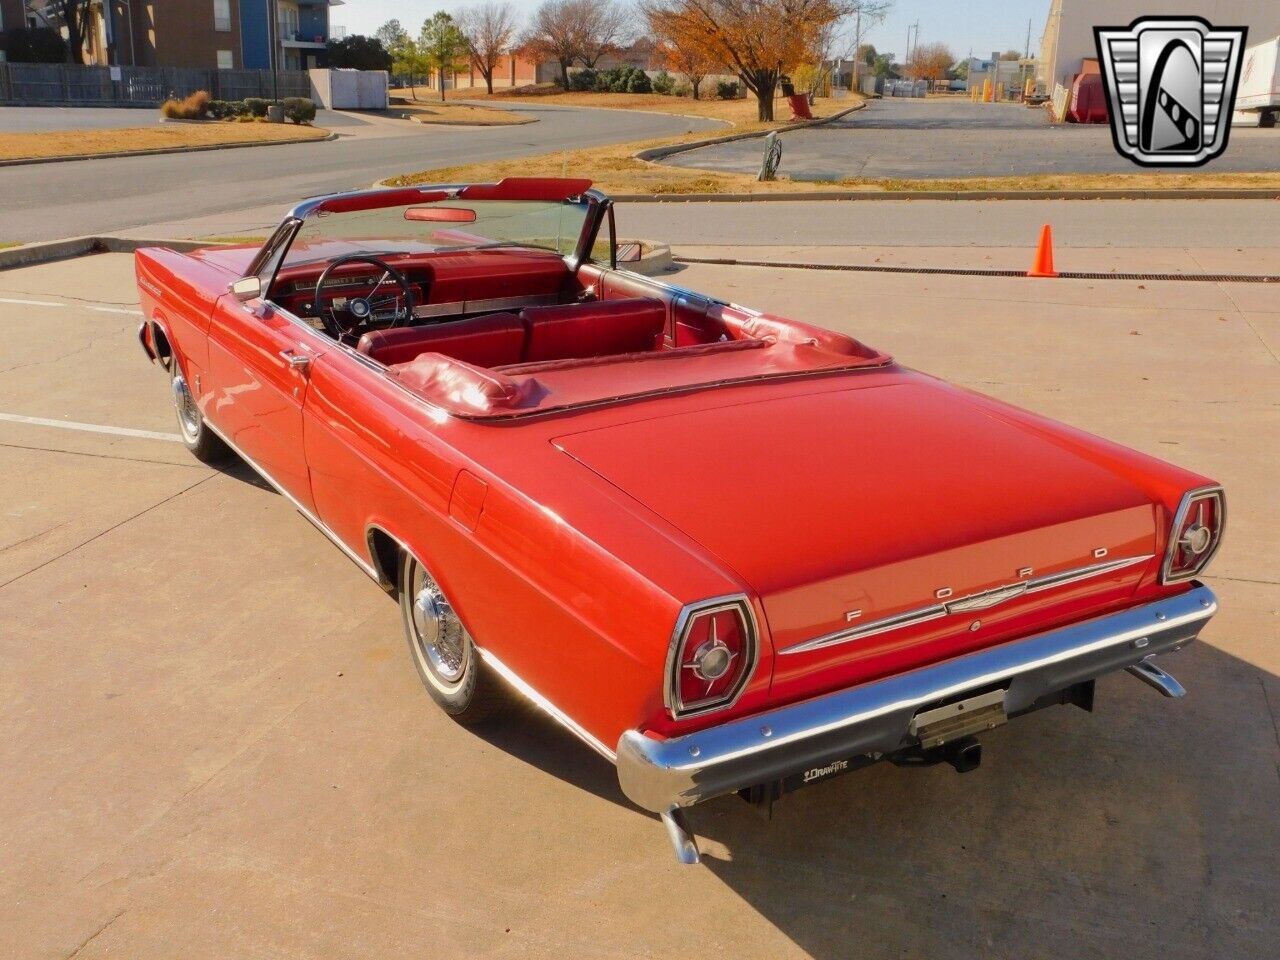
[664, 596, 758, 719]
[1160, 486, 1225, 584]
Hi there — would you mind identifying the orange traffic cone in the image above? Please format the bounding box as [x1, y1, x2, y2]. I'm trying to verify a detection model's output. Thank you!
[1027, 224, 1058, 278]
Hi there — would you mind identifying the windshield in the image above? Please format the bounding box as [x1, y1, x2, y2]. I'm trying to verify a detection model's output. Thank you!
[282, 198, 592, 268]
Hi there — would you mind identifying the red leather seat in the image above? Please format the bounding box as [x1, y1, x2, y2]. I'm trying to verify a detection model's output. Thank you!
[357, 312, 525, 367]
[520, 298, 666, 363]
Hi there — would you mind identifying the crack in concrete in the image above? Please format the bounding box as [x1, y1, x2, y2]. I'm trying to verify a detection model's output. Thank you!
[0, 320, 134, 376]
[0, 439, 202, 470]
[1187, 249, 1280, 367]
[0, 473, 214, 591]
[0, 287, 140, 309]
[63, 909, 126, 959]
[0, 521, 66, 554]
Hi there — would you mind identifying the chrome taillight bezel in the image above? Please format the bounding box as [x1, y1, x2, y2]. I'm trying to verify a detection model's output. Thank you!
[1160, 485, 1226, 584]
[664, 595, 758, 720]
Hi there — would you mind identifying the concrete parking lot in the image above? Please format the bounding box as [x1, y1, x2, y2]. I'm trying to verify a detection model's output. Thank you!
[0, 244, 1277, 959]
[664, 96, 1280, 180]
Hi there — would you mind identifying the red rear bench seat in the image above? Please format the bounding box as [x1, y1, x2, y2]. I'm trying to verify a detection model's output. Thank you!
[359, 298, 667, 368]
[357, 312, 525, 367]
[519, 298, 666, 363]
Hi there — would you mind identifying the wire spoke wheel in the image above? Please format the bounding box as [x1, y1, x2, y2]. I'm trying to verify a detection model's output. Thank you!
[171, 368, 202, 441]
[404, 556, 472, 691]
[398, 551, 510, 723]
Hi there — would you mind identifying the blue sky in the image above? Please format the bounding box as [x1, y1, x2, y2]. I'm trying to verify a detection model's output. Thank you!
[335, 0, 1051, 62]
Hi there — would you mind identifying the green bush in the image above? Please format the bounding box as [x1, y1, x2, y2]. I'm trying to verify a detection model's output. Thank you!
[716, 80, 740, 100]
[626, 70, 652, 94]
[243, 97, 269, 117]
[282, 97, 317, 124]
[651, 71, 675, 95]
[568, 68, 596, 92]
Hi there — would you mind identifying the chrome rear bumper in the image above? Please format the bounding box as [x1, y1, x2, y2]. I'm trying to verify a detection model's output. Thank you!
[617, 584, 1216, 823]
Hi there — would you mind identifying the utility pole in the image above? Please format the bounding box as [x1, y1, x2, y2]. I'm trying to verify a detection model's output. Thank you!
[1025, 18, 1032, 59]
[853, 4, 861, 90]
[906, 21, 919, 70]
[268, 0, 279, 104]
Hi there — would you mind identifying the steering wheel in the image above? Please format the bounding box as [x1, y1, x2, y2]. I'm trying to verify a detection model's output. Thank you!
[314, 254, 416, 340]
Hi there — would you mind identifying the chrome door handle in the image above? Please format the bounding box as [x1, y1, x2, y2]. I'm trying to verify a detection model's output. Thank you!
[279, 350, 311, 370]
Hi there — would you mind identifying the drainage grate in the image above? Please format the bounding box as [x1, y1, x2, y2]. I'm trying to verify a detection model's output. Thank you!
[673, 256, 1280, 283]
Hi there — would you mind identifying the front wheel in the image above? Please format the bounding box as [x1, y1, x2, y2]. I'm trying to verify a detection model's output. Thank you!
[170, 354, 230, 464]
[399, 552, 509, 724]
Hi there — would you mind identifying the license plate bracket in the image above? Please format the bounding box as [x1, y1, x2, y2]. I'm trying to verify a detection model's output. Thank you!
[909, 688, 1008, 749]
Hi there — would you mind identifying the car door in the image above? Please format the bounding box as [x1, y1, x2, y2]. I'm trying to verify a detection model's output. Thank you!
[205, 291, 324, 512]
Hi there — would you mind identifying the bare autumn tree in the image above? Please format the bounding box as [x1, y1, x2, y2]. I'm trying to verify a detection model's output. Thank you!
[903, 41, 953, 84]
[457, 2, 520, 94]
[53, 0, 94, 64]
[644, 5, 718, 98]
[521, 0, 584, 86]
[574, 0, 632, 68]
[641, 0, 853, 121]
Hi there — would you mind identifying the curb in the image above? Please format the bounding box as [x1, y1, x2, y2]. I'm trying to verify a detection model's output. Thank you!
[451, 98, 736, 127]
[0, 130, 337, 168]
[0, 235, 223, 271]
[673, 253, 1280, 283]
[633, 100, 866, 163]
[612, 187, 1280, 202]
[407, 114, 537, 127]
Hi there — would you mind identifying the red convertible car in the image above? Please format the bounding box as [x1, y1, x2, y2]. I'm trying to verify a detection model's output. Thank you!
[136, 179, 1223, 863]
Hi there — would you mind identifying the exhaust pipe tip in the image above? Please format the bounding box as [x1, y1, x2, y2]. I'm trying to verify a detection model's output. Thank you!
[943, 736, 983, 773]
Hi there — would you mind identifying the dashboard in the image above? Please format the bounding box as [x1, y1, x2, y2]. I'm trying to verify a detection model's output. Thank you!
[270, 249, 572, 329]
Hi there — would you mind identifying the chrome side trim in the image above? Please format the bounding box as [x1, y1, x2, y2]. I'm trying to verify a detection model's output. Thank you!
[782, 554, 1154, 656]
[208, 415, 615, 764]
[202, 419, 380, 583]
[478, 648, 617, 762]
[617, 583, 1216, 814]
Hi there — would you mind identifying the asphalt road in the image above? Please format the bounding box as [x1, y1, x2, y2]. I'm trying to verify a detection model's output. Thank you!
[0, 103, 721, 243]
[616, 198, 1280, 248]
[1, 252, 1275, 959]
[665, 96, 1280, 180]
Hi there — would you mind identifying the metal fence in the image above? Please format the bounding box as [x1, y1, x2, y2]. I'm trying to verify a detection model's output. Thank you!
[0, 63, 312, 106]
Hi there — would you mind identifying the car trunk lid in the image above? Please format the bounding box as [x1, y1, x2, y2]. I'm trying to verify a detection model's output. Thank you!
[554, 379, 1158, 702]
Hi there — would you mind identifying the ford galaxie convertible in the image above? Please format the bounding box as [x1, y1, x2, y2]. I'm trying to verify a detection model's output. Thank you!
[136, 179, 1224, 863]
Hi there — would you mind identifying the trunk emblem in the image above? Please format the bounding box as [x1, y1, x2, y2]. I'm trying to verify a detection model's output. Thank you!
[790, 554, 1154, 658]
[945, 582, 1030, 614]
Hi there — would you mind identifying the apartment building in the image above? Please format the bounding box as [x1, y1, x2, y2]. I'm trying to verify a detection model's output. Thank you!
[7, 0, 339, 70]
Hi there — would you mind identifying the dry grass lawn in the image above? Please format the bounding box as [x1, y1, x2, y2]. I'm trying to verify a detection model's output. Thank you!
[0, 123, 330, 162]
[445, 85, 811, 126]
[391, 97, 533, 126]
[868, 171, 1280, 192]
[390, 94, 864, 195]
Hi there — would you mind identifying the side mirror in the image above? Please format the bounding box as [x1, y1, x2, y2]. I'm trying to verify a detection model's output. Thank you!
[230, 276, 262, 302]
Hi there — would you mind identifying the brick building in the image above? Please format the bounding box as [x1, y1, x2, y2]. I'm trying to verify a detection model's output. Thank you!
[3, 0, 338, 71]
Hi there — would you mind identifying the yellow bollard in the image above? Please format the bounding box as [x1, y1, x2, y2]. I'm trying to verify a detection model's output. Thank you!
[1024, 76, 1035, 99]
[995, 82, 1005, 101]
[983, 78, 992, 102]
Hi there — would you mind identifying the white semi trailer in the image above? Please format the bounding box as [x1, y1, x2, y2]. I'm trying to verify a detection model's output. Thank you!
[1233, 36, 1280, 127]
